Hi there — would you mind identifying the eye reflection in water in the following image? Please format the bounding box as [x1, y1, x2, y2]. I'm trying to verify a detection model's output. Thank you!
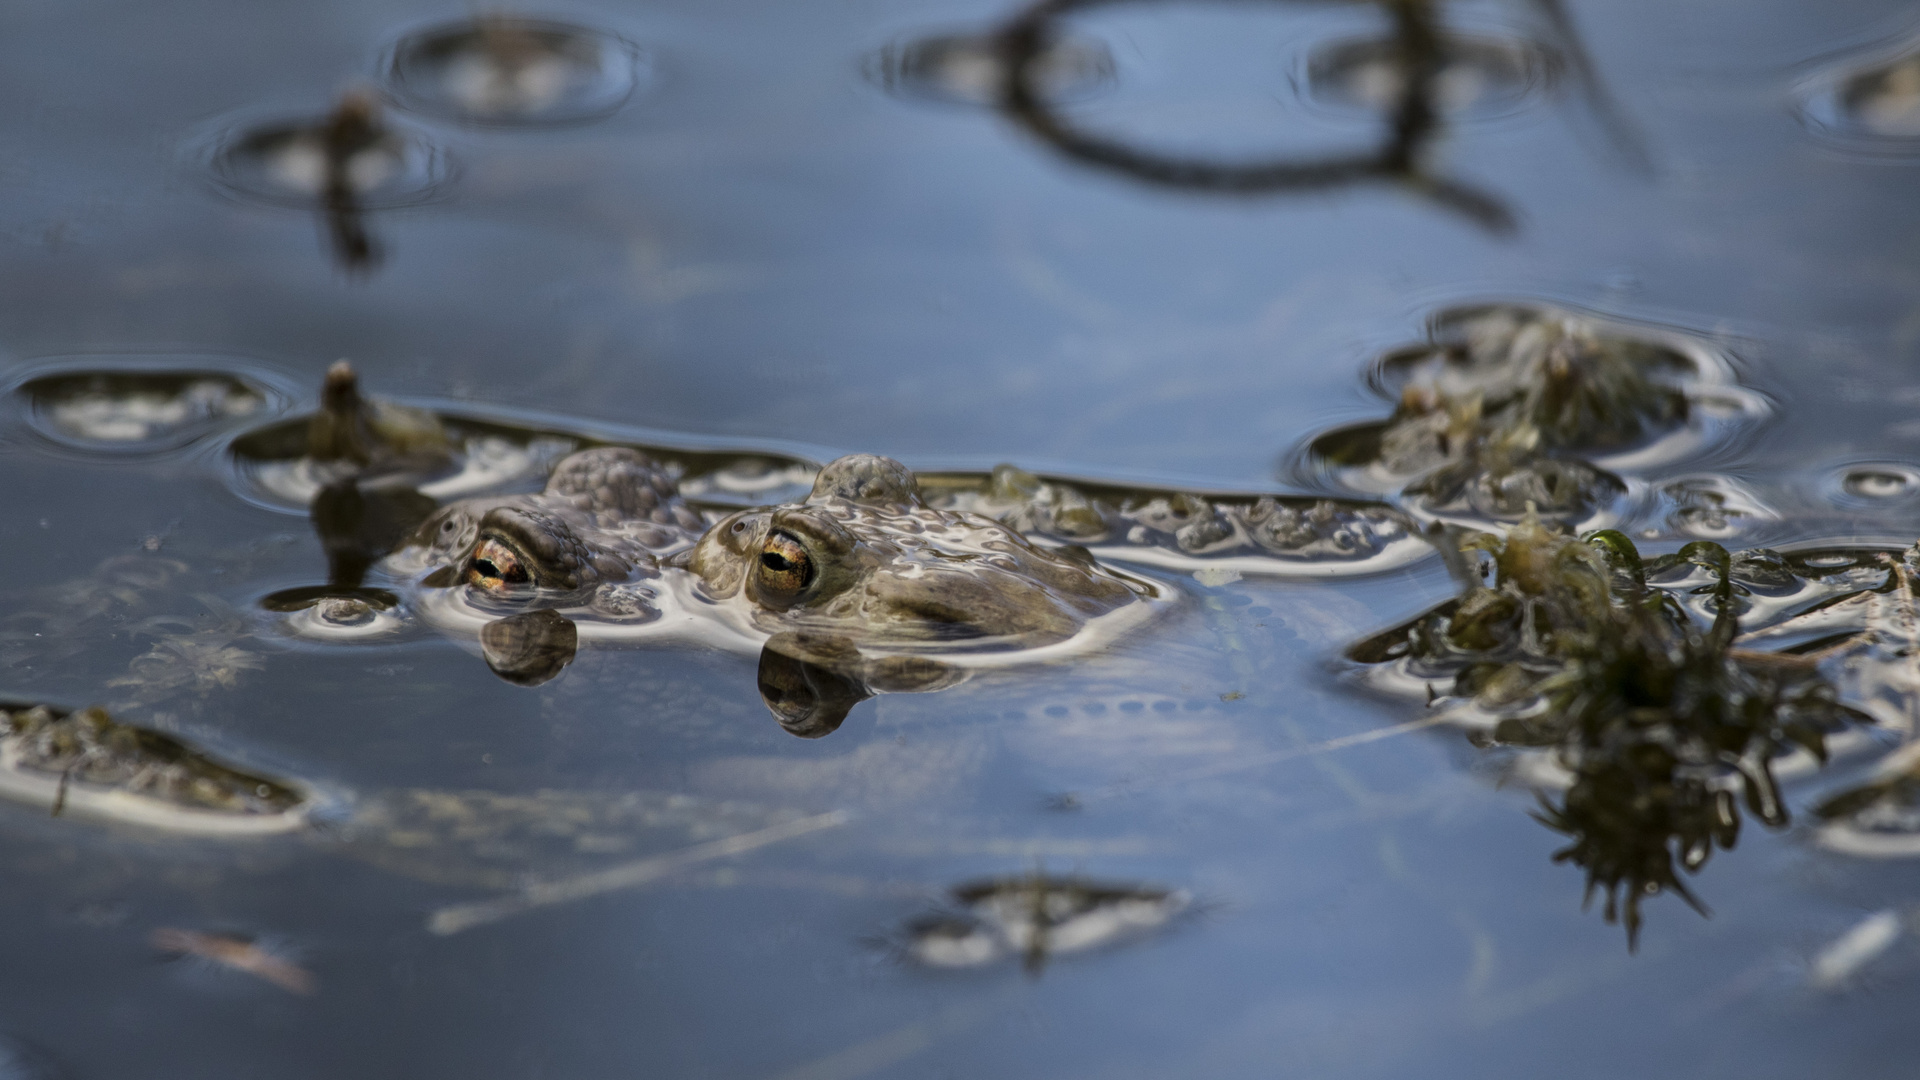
[756, 638, 874, 738]
[755, 631, 968, 738]
[480, 609, 579, 687]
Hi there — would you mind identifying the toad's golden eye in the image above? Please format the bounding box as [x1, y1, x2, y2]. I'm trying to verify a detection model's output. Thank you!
[467, 537, 532, 592]
[756, 531, 814, 600]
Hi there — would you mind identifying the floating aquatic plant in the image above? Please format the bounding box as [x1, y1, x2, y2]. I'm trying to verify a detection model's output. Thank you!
[1308, 305, 1765, 530]
[1352, 514, 1862, 946]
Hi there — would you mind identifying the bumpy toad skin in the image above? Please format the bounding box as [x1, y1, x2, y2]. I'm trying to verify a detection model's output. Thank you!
[409, 446, 706, 600]
[685, 454, 1148, 649]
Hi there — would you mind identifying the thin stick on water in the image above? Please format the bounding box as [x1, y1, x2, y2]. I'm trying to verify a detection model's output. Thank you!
[1083, 712, 1456, 803]
[427, 810, 851, 936]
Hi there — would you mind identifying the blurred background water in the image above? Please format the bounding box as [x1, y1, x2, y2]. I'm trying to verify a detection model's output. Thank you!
[2, 0, 1920, 1077]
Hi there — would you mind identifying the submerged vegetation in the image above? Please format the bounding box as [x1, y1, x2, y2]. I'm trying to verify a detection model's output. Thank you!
[1351, 514, 1867, 944]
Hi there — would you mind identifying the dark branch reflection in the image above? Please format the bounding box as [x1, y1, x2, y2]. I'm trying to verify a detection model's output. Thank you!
[212, 90, 452, 274]
[987, 0, 1514, 232]
[313, 91, 387, 272]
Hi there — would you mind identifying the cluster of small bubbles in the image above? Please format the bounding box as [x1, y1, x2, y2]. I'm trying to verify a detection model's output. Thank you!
[1649, 475, 1778, 541]
[287, 604, 406, 641]
[1800, 552, 1859, 570]
[590, 583, 660, 622]
[383, 17, 647, 126]
[270, 589, 407, 642]
[679, 461, 818, 508]
[1306, 34, 1557, 119]
[20, 369, 268, 453]
[315, 596, 378, 627]
[1822, 462, 1920, 510]
[867, 32, 1114, 107]
[1844, 467, 1919, 500]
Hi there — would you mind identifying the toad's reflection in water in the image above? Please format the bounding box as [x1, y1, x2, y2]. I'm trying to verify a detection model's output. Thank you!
[755, 632, 966, 738]
[1300, 303, 1768, 531]
[480, 609, 578, 687]
[904, 872, 1189, 973]
[0, 703, 312, 836]
[208, 91, 450, 271]
[756, 638, 872, 739]
[384, 15, 645, 126]
[1348, 519, 1884, 945]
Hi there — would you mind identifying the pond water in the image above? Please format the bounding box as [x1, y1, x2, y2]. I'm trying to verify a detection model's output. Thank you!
[2, 0, 1920, 1076]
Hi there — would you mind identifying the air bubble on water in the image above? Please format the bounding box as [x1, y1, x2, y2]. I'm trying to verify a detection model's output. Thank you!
[384, 17, 646, 125]
[1306, 34, 1558, 119]
[867, 32, 1114, 107]
[16, 365, 280, 456]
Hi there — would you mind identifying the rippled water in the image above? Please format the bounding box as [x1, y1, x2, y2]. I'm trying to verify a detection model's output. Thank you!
[3, 0, 1920, 1077]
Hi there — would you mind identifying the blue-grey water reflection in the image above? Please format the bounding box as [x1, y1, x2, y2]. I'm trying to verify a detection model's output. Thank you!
[1, 0, 1919, 1077]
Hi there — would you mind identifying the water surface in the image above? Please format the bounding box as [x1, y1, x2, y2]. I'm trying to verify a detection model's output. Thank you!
[1, 0, 1920, 1077]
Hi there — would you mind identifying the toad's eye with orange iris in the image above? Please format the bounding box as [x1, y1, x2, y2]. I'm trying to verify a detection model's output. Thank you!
[756, 531, 814, 601]
[467, 537, 533, 592]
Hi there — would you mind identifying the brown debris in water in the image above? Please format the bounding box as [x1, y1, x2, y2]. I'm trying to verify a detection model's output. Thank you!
[151, 928, 315, 995]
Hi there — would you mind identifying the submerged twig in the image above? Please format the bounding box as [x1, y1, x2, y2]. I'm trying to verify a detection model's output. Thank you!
[427, 810, 851, 935]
